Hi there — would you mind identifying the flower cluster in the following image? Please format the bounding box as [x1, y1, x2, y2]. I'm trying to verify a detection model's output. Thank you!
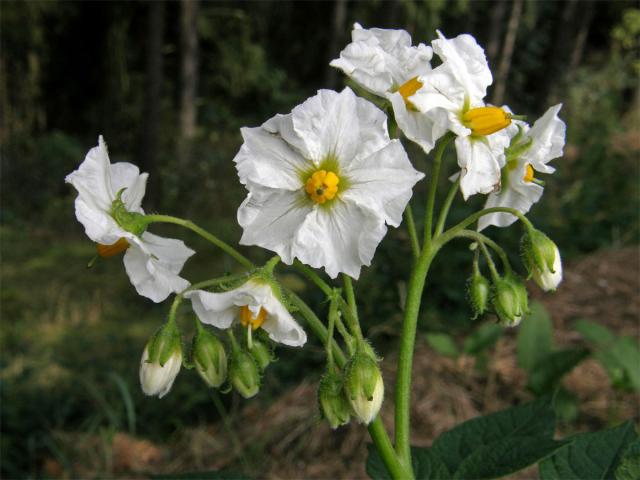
[65, 23, 566, 429]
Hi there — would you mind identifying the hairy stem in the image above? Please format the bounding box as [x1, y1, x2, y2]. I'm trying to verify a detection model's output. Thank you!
[404, 205, 420, 259]
[423, 132, 454, 245]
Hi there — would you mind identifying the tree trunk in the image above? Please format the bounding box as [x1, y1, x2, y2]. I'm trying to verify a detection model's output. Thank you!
[325, 0, 348, 89]
[544, 0, 578, 105]
[569, 0, 595, 72]
[138, 1, 164, 191]
[491, 0, 523, 106]
[486, 0, 507, 69]
[178, 0, 199, 167]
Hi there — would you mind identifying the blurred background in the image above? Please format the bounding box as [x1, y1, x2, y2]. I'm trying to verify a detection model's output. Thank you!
[1, 1, 638, 478]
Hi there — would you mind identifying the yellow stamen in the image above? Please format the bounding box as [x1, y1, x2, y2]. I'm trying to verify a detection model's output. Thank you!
[305, 170, 340, 204]
[239, 305, 267, 331]
[523, 164, 535, 183]
[462, 106, 511, 136]
[397, 76, 423, 110]
[96, 237, 129, 257]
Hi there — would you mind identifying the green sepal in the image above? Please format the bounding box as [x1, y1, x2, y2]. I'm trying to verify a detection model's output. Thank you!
[468, 271, 491, 319]
[318, 369, 351, 429]
[192, 326, 228, 388]
[147, 321, 182, 367]
[228, 348, 261, 399]
[110, 188, 149, 236]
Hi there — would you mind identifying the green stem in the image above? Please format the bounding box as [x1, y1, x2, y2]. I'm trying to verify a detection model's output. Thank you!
[434, 176, 460, 236]
[144, 214, 254, 269]
[341, 274, 364, 341]
[394, 244, 439, 472]
[424, 132, 454, 246]
[455, 229, 512, 275]
[477, 240, 500, 281]
[404, 205, 420, 259]
[294, 260, 333, 296]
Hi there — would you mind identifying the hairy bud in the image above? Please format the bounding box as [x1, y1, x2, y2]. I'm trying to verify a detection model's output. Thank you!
[229, 349, 261, 399]
[140, 322, 182, 398]
[522, 229, 562, 291]
[318, 370, 351, 429]
[192, 326, 227, 388]
[468, 271, 491, 319]
[492, 275, 529, 326]
[343, 349, 384, 424]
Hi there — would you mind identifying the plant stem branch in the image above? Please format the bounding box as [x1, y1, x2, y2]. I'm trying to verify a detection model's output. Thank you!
[404, 205, 420, 259]
[423, 132, 454, 246]
[434, 177, 460, 236]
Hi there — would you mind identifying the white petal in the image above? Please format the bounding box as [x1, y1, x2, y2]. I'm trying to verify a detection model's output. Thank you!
[387, 92, 440, 153]
[478, 162, 544, 230]
[456, 137, 502, 200]
[123, 232, 194, 303]
[74, 196, 125, 245]
[432, 31, 492, 101]
[522, 104, 566, 174]
[65, 135, 114, 214]
[109, 162, 148, 212]
[342, 140, 424, 227]
[237, 186, 313, 265]
[293, 200, 387, 279]
[291, 88, 389, 167]
[262, 293, 307, 347]
[184, 289, 238, 329]
[234, 122, 311, 190]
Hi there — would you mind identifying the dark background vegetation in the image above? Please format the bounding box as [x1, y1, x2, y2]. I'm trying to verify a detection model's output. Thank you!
[1, 1, 638, 478]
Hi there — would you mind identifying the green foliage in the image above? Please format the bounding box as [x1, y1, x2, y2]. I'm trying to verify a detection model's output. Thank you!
[575, 320, 640, 391]
[152, 471, 251, 480]
[462, 323, 503, 356]
[517, 302, 553, 371]
[539, 421, 639, 479]
[425, 333, 459, 358]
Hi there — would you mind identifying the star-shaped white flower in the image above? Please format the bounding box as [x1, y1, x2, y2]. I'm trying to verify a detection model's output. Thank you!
[411, 31, 513, 199]
[65, 136, 194, 302]
[478, 104, 566, 230]
[234, 88, 424, 279]
[185, 279, 307, 347]
[330, 23, 438, 153]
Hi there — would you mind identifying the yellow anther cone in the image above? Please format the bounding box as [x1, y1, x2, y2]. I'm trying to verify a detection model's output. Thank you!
[463, 106, 511, 136]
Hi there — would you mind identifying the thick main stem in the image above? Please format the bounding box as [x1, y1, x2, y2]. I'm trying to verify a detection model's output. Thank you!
[394, 245, 437, 470]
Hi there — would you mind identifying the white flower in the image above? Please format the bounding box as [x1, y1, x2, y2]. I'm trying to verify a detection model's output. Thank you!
[65, 136, 194, 302]
[185, 279, 307, 347]
[330, 23, 438, 153]
[533, 243, 563, 291]
[234, 88, 424, 279]
[478, 105, 566, 230]
[139, 344, 182, 398]
[410, 31, 513, 199]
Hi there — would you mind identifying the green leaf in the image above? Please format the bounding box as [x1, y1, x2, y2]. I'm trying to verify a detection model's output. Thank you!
[517, 302, 554, 372]
[574, 319, 616, 346]
[426, 333, 459, 358]
[527, 348, 589, 395]
[366, 445, 450, 480]
[615, 439, 640, 480]
[151, 471, 251, 480]
[539, 421, 638, 479]
[453, 436, 568, 479]
[462, 323, 503, 355]
[431, 397, 556, 475]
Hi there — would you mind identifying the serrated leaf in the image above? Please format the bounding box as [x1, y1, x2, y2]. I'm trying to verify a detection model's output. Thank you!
[517, 302, 554, 372]
[527, 348, 589, 395]
[463, 323, 503, 355]
[615, 439, 640, 480]
[539, 421, 638, 480]
[151, 471, 251, 480]
[426, 333, 459, 358]
[431, 397, 556, 474]
[453, 436, 568, 479]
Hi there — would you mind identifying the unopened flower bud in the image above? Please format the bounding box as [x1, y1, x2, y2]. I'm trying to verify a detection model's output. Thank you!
[318, 370, 351, 429]
[468, 271, 490, 319]
[492, 275, 529, 326]
[249, 338, 273, 371]
[192, 326, 227, 388]
[343, 350, 384, 424]
[521, 230, 562, 291]
[140, 322, 182, 398]
[229, 349, 261, 399]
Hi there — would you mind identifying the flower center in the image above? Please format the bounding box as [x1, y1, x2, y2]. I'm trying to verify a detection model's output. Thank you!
[305, 170, 340, 204]
[239, 305, 267, 331]
[523, 164, 535, 183]
[397, 76, 423, 111]
[462, 106, 511, 136]
[96, 237, 130, 257]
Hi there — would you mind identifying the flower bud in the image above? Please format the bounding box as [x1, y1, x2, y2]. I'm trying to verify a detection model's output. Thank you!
[521, 230, 562, 291]
[140, 322, 182, 398]
[249, 338, 273, 371]
[492, 275, 529, 326]
[228, 349, 261, 399]
[343, 350, 384, 424]
[192, 327, 227, 388]
[468, 271, 490, 319]
[318, 370, 351, 429]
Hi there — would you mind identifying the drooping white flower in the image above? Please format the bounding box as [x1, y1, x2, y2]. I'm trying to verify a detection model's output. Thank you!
[234, 88, 424, 279]
[139, 343, 182, 398]
[185, 279, 307, 347]
[478, 104, 566, 230]
[410, 31, 514, 199]
[65, 136, 194, 302]
[330, 23, 438, 152]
